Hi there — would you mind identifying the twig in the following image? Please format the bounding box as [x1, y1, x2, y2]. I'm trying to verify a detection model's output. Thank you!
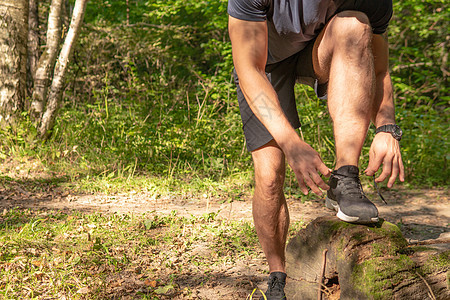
[392, 62, 433, 72]
[318, 249, 328, 300]
[416, 272, 436, 300]
[408, 238, 450, 246]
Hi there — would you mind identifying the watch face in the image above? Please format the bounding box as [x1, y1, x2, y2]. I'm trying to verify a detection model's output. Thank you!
[393, 126, 402, 140]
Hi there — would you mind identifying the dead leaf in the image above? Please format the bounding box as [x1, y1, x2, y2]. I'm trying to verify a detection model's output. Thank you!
[144, 279, 157, 287]
[154, 284, 174, 294]
[111, 281, 122, 288]
[31, 260, 41, 267]
[77, 287, 90, 294]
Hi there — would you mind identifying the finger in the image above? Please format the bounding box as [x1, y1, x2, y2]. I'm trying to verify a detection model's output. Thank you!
[303, 175, 322, 196]
[296, 175, 309, 195]
[398, 153, 405, 182]
[365, 152, 383, 176]
[387, 160, 399, 188]
[317, 162, 332, 178]
[311, 172, 330, 191]
[375, 157, 392, 183]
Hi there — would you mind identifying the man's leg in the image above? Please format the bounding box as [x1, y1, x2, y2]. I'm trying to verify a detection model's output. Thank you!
[252, 140, 289, 299]
[312, 11, 379, 223]
[313, 11, 375, 168]
[251, 140, 289, 273]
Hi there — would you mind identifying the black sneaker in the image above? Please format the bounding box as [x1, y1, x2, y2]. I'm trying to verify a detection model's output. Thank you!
[260, 272, 287, 300]
[326, 165, 379, 224]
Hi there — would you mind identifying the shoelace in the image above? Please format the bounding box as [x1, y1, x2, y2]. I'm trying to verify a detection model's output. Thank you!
[336, 175, 365, 198]
[334, 172, 387, 204]
[373, 175, 387, 204]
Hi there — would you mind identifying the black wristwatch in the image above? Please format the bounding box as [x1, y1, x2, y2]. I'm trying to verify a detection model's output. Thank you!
[376, 124, 403, 141]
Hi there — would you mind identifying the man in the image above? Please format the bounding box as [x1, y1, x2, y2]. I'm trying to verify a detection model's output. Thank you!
[227, 0, 404, 299]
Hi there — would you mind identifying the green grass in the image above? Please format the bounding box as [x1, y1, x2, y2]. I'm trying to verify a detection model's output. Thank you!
[0, 206, 307, 299]
[0, 208, 278, 299]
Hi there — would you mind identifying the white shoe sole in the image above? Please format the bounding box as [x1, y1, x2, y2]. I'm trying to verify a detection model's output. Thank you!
[325, 197, 379, 224]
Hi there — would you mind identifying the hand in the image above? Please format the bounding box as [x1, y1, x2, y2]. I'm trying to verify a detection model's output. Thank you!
[365, 132, 405, 188]
[284, 139, 331, 196]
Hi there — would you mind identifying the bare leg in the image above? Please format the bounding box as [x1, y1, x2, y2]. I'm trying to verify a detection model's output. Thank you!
[252, 140, 289, 273]
[313, 11, 375, 168]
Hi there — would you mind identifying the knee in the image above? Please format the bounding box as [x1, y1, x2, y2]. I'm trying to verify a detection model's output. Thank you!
[331, 11, 372, 52]
[252, 141, 286, 201]
[254, 169, 285, 200]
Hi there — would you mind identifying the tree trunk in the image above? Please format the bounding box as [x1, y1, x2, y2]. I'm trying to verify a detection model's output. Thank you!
[39, 0, 87, 139]
[0, 0, 28, 123]
[27, 0, 39, 94]
[30, 0, 62, 120]
[286, 216, 449, 300]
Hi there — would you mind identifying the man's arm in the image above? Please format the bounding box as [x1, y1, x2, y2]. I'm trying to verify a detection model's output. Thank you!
[228, 16, 330, 195]
[365, 33, 405, 187]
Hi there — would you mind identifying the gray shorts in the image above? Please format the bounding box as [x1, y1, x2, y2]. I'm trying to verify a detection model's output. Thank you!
[233, 40, 326, 152]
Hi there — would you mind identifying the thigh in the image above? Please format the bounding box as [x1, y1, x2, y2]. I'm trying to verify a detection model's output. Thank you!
[312, 11, 371, 83]
[313, 0, 393, 81]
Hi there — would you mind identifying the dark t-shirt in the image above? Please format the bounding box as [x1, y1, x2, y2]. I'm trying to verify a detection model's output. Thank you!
[228, 0, 392, 64]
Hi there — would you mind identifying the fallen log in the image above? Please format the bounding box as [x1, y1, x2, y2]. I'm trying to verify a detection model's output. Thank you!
[285, 215, 449, 300]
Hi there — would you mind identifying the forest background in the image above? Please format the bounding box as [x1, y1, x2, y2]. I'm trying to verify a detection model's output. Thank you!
[0, 0, 448, 197]
[0, 0, 448, 299]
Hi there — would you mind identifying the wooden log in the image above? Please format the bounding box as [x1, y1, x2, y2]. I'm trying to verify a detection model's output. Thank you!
[285, 215, 449, 300]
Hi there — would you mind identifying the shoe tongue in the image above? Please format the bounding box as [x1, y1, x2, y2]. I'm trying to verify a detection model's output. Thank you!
[334, 165, 359, 177]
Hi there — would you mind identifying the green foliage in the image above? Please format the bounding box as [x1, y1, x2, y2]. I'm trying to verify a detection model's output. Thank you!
[389, 0, 449, 184]
[39, 0, 245, 191]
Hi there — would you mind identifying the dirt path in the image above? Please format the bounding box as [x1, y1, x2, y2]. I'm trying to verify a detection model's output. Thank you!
[1, 182, 448, 299]
[3, 186, 448, 241]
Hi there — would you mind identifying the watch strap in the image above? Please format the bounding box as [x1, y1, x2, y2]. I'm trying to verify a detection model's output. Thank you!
[376, 124, 396, 135]
[375, 124, 402, 141]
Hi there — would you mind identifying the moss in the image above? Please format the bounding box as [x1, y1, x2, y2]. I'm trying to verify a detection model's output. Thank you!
[372, 242, 389, 257]
[327, 219, 354, 233]
[336, 237, 346, 258]
[421, 250, 450, 275]
[351, 255, 416, 300]
[399, 246, 436, 254]
[351, 232, 365, 242]
[368, 221, 408, 253]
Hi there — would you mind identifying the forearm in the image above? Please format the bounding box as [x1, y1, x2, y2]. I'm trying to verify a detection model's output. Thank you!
[372, 71, 396, 127]
[371, 33, 396, 127]
[229, 16, 302, 150]
[238, 69, 301, 148]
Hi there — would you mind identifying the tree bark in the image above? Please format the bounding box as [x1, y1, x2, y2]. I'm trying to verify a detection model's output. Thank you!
[27, 0, 40, 93]
[39, 0, 88, 139]
[0, 0, 28, 123]
[30, 0, 62, 120]
[286, 216, 449, 300]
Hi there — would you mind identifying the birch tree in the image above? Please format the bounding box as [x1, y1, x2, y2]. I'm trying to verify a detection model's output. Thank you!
[30, 0, 63, 120]
[0, 0, 88, 136]
[0, 0, 28, 123]
[39, 0, 88, 138]
[27, 0, 40, 91]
